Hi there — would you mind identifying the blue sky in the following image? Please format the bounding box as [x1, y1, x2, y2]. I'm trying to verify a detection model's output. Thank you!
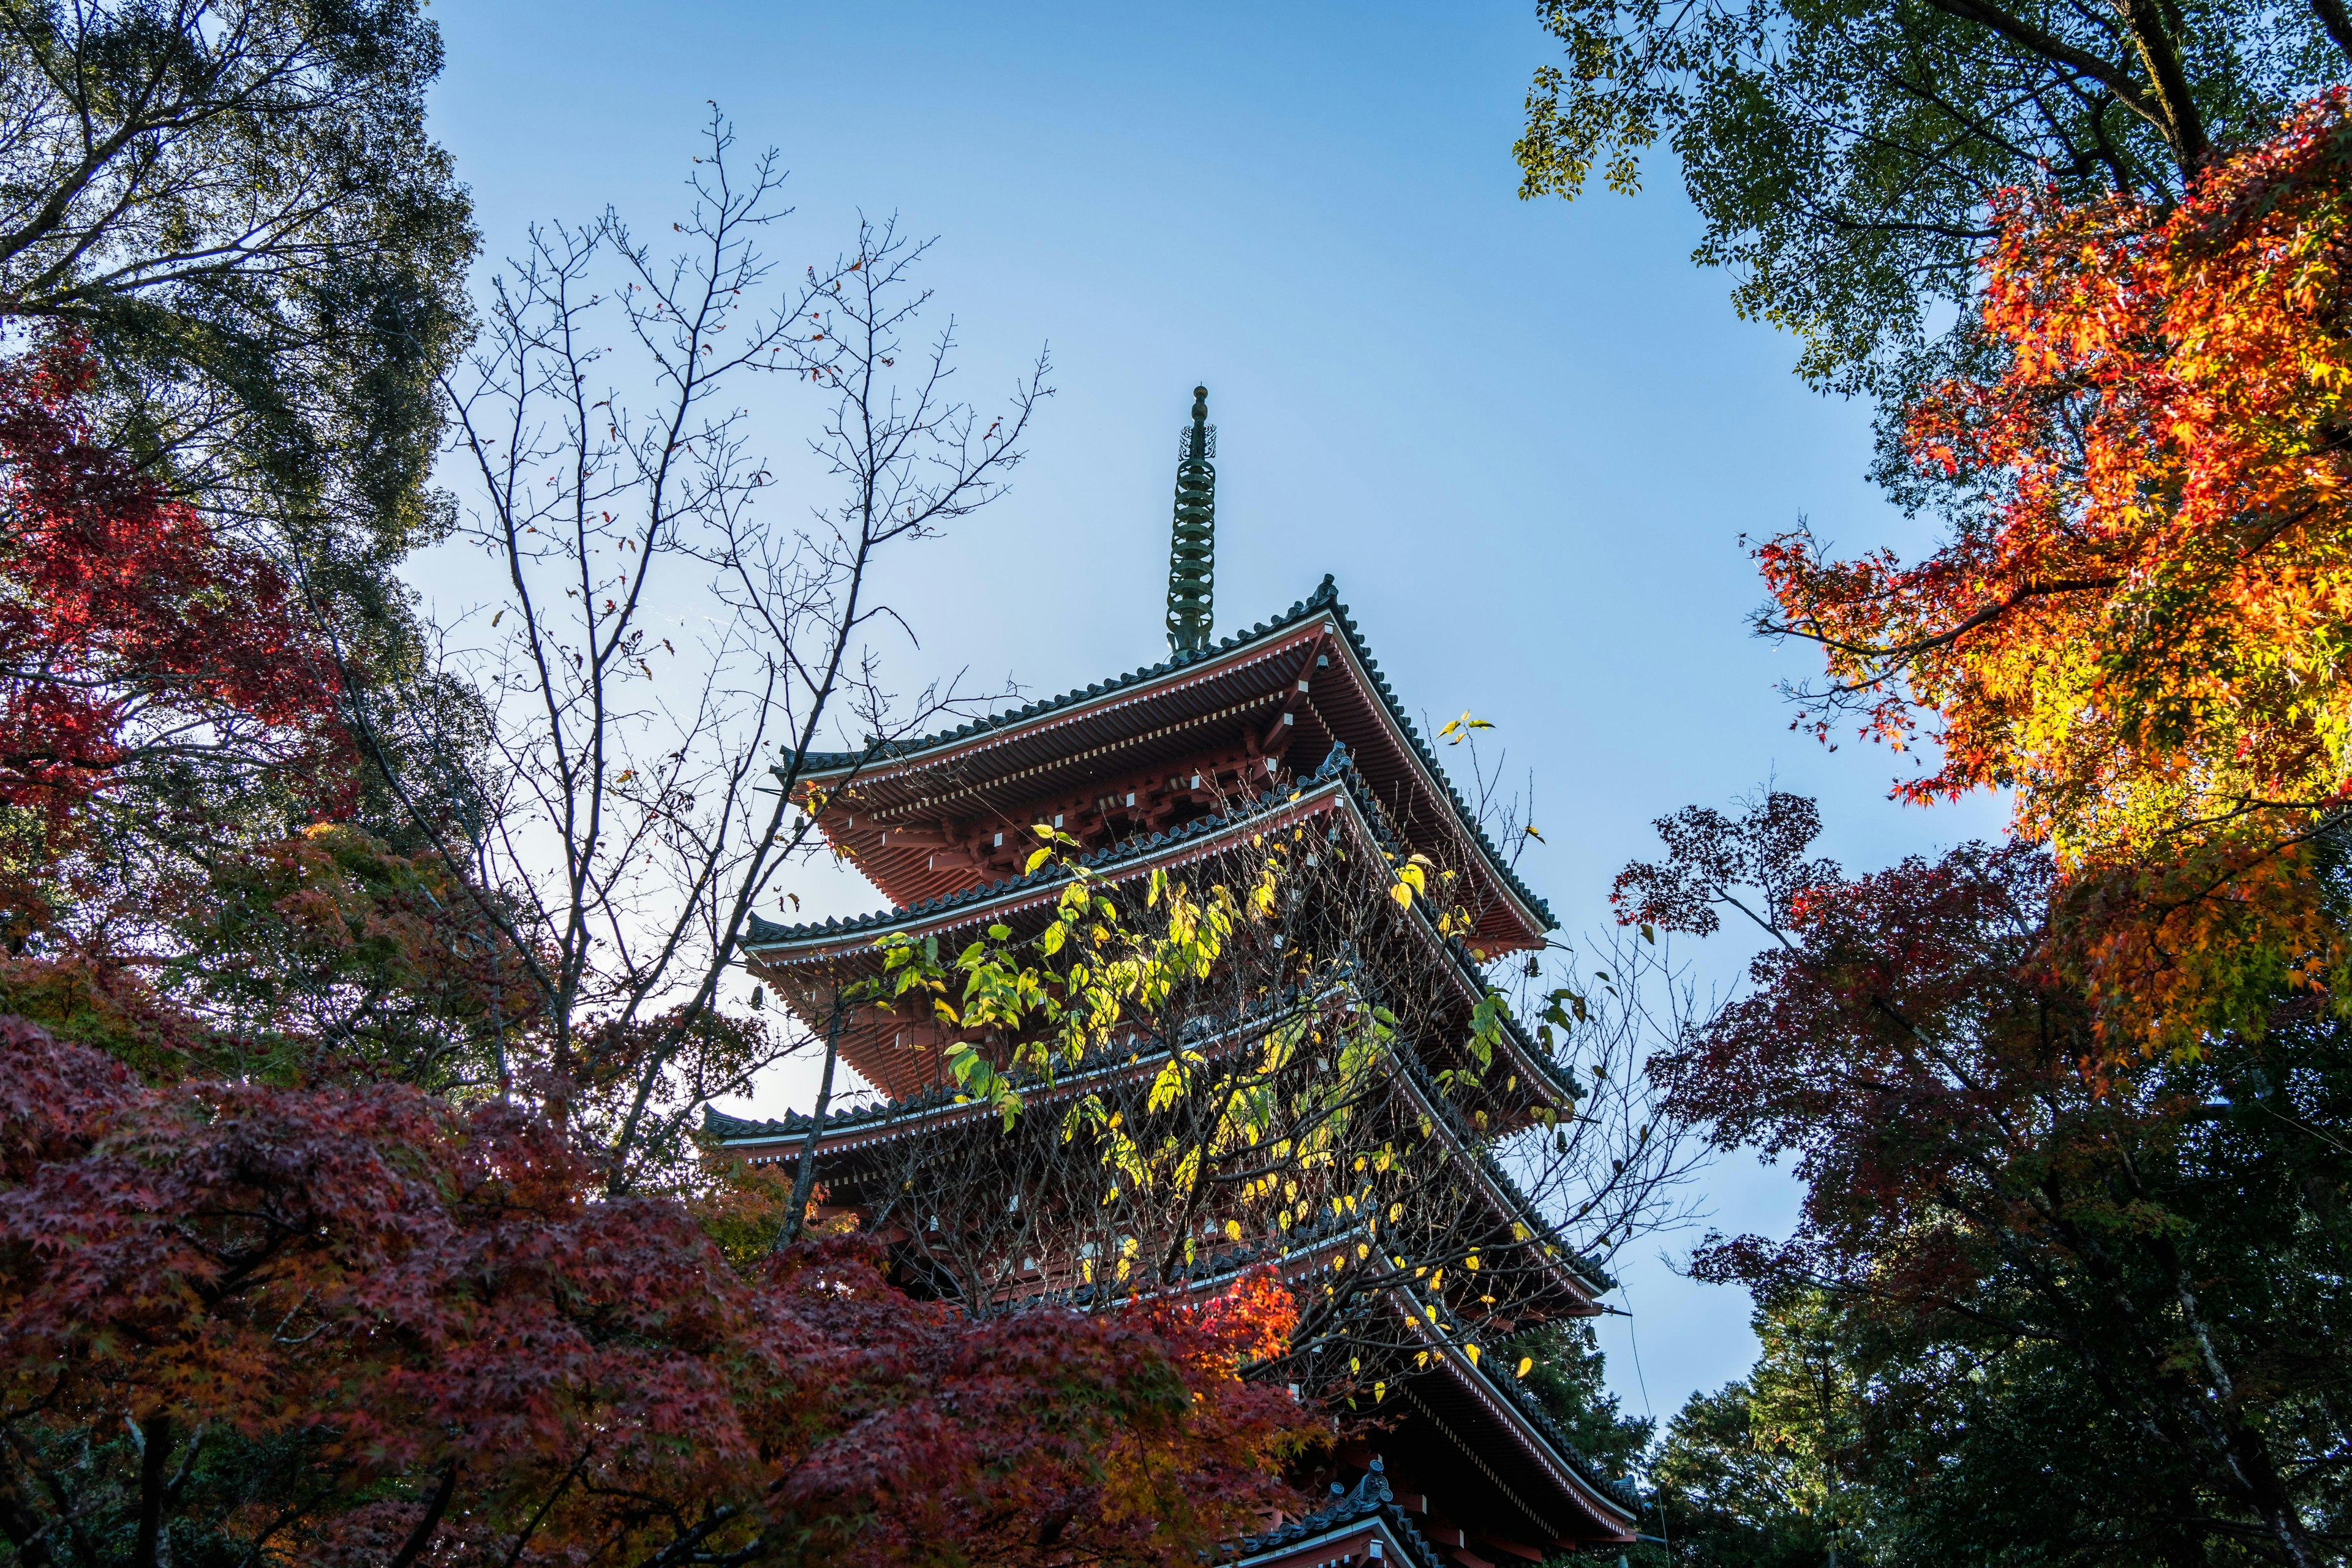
[424, 0, 2007, 1425]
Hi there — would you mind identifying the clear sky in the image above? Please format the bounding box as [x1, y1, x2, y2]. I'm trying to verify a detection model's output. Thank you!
[422, 0, 2007, 1427]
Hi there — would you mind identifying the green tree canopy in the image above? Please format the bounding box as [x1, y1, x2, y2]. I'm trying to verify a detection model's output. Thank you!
[0, 0, 475, 634]
[1515, 0, 2352, 412]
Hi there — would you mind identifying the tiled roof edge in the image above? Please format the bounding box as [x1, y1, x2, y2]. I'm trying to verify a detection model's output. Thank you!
[704, 992, 1612, 1297]
[1387, 1049, 1615, 1299]
[722, 764, 1588, 1177]
[1224, 1459, 1450, 1568]
[782, 576, 1555, 931]
[701, 990, 1331, 1145]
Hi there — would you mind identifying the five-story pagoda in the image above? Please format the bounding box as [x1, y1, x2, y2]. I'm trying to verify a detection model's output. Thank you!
[708, 388, 1642, 1566]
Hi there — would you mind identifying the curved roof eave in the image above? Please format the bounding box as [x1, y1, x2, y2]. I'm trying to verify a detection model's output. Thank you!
[781, 575, 1555, 933]
[739, 756, 1583, 1109]
[1226, 1461, 1448, 1568]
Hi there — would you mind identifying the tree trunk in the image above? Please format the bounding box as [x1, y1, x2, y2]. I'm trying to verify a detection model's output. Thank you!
[131, 1415, 171, 1568]
[777, 1001, 846, 1250]
[0, 1458, 56, 1567]
[2312, 0, 2352, 66]
[388, 1461, 459, 1568]
[2114, 0, 2209, 173]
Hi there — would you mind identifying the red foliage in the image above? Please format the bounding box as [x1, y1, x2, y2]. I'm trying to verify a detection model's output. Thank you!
[1183, 1265, 1301, 1364]
[1755, 92, 2352, 840]
[1616, 796, 2345, 1559]
[0, 1012, 1314, 1564]
[0, 335, 344, 818]
[1618, 802, 2068, 1287]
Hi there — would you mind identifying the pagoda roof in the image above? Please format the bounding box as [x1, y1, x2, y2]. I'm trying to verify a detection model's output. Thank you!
[744, 756, 1349, 949]
[1224, 1459, 1449, 1568]
[703, 966, 1613, 1308]
[1224, 1396, 1637, 1562]
[737, 755, 1577, 1105]
[1213, 1299, 1639, 1553]
[783, 576, 1554, 945]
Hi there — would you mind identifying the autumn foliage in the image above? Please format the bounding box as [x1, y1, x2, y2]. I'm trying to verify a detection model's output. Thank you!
[0, 1011, 1313, 1564]
[0, 335, 344, 822]
[1759, 90, 2352, 850]
[1748, 92, 2352, 1050]
[0, 382, 1321, 1561]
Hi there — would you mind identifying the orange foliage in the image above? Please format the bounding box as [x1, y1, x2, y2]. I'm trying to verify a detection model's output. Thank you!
[1757, 92, 2352, 1049]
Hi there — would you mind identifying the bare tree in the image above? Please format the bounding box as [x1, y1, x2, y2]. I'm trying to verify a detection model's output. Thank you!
[370, 109, 1046, 1190]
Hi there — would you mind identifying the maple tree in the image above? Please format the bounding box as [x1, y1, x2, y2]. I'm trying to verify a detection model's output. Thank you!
[1614, 793, 2352, 1565]
[1746, 91, 2352, 1048]
[0, 1010, 1317, 1566]
[0, 334, 345, 832]
[1759, 89, 2352, 842]
[0, 2, 480, 917]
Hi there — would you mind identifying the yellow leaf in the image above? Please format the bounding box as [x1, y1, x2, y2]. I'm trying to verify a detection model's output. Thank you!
[1517, 1357, 1533, 1379]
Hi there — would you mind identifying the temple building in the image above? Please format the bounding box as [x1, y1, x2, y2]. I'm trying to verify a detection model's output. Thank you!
[707, 388, 1641, 1565]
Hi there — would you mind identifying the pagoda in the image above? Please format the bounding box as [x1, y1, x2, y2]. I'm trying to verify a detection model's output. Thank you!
[707, 388, 1641, 1566]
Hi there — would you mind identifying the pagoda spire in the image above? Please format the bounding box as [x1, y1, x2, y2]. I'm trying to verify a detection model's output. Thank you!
[1164, 385, 1216, 654]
